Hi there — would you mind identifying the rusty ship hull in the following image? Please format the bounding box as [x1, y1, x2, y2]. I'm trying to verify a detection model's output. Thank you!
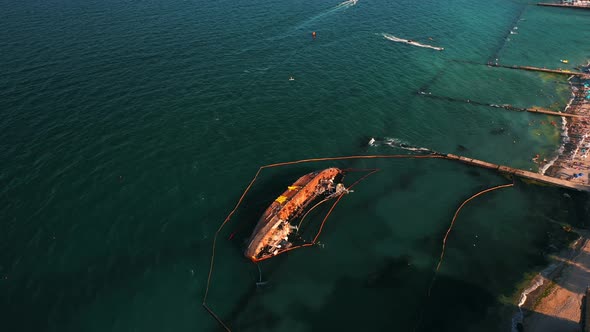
[244, 167, 344, 262]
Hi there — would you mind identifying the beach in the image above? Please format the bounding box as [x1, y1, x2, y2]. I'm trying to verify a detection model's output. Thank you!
[519, 234, 590, 332]
[544, 64, 590, 184]
[516, 62, 590, 331]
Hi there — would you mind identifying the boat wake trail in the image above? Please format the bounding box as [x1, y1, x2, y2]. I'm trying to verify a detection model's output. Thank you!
[336, 0, 358, 8]
[368, 137, 432, 153]
[293, 0, 358, 31]
[382, 33, 444, 51]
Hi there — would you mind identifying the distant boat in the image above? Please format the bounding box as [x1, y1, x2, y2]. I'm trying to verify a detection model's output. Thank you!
[561, 59, 569, 64]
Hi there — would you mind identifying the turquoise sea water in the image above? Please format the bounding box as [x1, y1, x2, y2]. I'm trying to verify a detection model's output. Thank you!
[2, 0, 590, 331]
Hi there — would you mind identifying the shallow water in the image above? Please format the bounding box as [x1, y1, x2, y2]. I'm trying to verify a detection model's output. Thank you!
[1, 0, 589, 331]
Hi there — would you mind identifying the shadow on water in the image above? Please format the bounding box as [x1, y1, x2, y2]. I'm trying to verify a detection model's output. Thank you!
[226, 251, 588, 332]
[2, 169, 354, 330]
[456, 144, 469, 152]
[490, 127, 507, 135]
[0, 238, 208, 332]
[230, 258, 583, 332]
[0, 164, 360, 331]
[225, 259, 289, 331]
[213, 143, 590, 331]
[364, 255, 413, 288]
[466, 169, 482, 178]
[221, 165, 398, 328]
[214, 174, 590, 332]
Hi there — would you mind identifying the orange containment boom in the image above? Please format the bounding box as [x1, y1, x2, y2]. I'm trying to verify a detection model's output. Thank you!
[244, 167, 345, 262]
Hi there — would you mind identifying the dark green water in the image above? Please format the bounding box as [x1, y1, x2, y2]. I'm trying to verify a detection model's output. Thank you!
[2, 0, 590, 331]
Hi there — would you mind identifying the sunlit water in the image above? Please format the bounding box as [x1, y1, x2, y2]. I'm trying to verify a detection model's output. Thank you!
[1, 0, 590, 331]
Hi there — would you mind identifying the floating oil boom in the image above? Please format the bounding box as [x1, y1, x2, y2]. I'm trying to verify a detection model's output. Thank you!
[244, 167, 349, 262]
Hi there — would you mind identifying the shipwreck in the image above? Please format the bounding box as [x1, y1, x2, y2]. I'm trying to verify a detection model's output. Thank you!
[244, 167, 349, 262]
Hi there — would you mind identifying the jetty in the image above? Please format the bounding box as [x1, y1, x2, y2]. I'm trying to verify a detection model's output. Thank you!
[418, 92, 585, 118]
[524, 106, 584, 117]
[488, 4, 528, 63]
[443, 153, 590, 191]
[490, 63, 584, 76]
[500, 103, 585, 118]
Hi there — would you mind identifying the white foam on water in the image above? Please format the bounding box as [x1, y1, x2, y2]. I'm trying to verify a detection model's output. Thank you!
[541, 79, 575, 175]
[336, 0, 358, 8]
[382, 33, 444, 51]
[511, 275, 544, 331]
[511, 263, 559, 331]
[367, 137, 432, 153]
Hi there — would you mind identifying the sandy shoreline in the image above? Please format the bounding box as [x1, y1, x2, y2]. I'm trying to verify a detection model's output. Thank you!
[516, 63, 590, 331]
[518, 234, 590, 332]
[543, 64, 590, 184]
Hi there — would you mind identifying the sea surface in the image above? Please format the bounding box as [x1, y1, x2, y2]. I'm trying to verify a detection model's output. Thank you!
[2, 0, 590, 331]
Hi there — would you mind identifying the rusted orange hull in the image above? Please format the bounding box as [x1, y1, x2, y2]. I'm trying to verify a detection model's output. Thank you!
[244, 168, 343, 262]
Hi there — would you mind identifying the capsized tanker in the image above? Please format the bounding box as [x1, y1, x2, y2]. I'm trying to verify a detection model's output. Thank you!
[244, 167, 349, 262]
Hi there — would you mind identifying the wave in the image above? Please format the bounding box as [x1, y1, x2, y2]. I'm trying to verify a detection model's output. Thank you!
[541, 77, 575, 175]
[382, 33, 444, 51]
[511, 274, 546, 332]
[511, 261, 561, 332]
[541, 116, 567, 175]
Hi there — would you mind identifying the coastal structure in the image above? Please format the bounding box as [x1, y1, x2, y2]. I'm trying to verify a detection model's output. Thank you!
[418, 92, 585, 118]
[444, 153, 590, 191]
[489, 63, 584, 76]
[483, 59, 590, 187]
